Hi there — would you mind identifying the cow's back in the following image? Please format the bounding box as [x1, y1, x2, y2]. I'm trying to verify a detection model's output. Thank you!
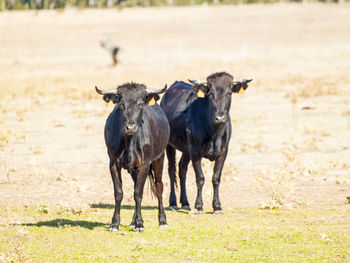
[160, 81, 195, 122]
[160, 81, 198, 151]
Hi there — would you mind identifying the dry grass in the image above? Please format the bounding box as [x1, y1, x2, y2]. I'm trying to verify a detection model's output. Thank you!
[298, 78, 341, 97]
[0, 127, 13, 148]
[255, 138, 301, 209]
[328, 160, 348, 170]
[255, 167, 296, 209]
[0, 151, 13, 183]
[0, 4, 349, 210]
[29, 145, 43, 155]
[0, 6, 350, 261]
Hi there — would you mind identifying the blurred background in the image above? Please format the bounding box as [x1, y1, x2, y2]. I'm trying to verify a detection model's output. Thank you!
[0, 2, 349, 211]
[0, 0, 347, 10]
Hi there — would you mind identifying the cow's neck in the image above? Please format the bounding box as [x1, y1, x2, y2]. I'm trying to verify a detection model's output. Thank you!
[207, 105, 228, 158]
[209, 121, 226, 136]
[206, 122, 226, 158]
[123, 135, 142, 174]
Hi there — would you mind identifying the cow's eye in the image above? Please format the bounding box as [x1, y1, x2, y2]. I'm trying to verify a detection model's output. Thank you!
[138, 101, 145, 107]
[119, 104, 125, 110]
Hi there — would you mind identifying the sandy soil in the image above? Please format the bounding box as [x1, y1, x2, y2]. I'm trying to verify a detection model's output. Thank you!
[0, 3, 349, 211]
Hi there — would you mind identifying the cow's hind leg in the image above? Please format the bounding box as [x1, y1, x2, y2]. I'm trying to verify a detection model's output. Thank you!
[109, 158, 123, 232]
[152, 153, 167, 226]
[212, 150, 228, 214]
[179, 152, 190, 210]
[166, 145, 178, 210]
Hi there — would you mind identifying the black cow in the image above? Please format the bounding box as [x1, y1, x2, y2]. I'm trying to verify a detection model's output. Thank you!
[95, 83, 170, 232]
[160, 72, 252, 213]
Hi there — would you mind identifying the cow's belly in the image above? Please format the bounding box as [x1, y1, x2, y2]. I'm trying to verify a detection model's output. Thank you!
[169, 134, 188, 153]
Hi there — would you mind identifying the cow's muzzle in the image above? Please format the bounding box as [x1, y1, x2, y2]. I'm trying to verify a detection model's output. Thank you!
[124, 124, 137, 136]
[214, 114, 227, 125]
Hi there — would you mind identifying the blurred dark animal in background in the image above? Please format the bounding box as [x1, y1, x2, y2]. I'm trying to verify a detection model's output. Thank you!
[100, 34, 121, 66]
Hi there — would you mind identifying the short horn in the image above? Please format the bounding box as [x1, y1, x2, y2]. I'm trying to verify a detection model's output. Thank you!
[233, 78, 253, 84]
[232, 78, 243, 84]
[188, 79, 206, 85]
[95, 86, 117, 95]
[145, 84, 168, 94]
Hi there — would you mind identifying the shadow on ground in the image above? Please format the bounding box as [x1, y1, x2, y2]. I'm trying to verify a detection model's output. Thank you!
[22, 219, 108, 230]
[90, 203, 159, 210]
[13, 205, 161, 229]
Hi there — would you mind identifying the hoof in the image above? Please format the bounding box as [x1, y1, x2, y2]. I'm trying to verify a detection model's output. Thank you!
[168, 206, 179, 211]
[129, 224, 135, 230]
[134, 227, 145, 233]
[108, 225, 119, 232]
[213, 210, 224, 215]
[195, 210, 203, 215]
[159, 224, 168, 228]
[181, 205, 191, 211]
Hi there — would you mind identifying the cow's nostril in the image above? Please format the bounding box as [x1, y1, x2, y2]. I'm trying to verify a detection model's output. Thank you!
[126, 124, 136, 130]
[215, 115, 226, 121]
[124, 124, 137, 135]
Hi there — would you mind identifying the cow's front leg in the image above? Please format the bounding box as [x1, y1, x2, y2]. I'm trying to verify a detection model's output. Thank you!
[109, 159, 123, 232]
[191, 156, 205, 213]
[212, 150, 228, 214]
[130, 165, 148, 232]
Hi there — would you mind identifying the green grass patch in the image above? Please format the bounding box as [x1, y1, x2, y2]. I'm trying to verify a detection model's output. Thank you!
[0, 205, 349, 262]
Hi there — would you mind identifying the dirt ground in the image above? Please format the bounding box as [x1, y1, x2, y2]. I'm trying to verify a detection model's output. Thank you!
[0, 3, 349, 212]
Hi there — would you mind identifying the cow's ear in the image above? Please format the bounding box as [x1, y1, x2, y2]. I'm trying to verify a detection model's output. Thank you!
[192, 85, 209, 98]
[95, 86, 120, 104]
[231, 83, 243, 94]
[145, 94, 160, 106]
[232, 79, 252, 94]
[103, 94, 120, 104]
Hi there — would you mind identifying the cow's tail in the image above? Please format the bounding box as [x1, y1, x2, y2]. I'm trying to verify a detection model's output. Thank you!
[148, 164, 157, 198]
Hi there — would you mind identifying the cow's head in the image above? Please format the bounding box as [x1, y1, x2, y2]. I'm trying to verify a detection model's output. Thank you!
[189, 72, 252, 126]
[95, 83, 167, 136]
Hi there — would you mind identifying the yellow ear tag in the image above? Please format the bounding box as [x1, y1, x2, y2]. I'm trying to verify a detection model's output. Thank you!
[238, 87, 245, 95]
[196, 89, 205, 98]
[148, 97, 156, 106]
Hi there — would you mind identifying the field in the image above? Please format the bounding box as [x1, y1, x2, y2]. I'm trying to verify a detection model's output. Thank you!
[1, 3, 350, 262]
